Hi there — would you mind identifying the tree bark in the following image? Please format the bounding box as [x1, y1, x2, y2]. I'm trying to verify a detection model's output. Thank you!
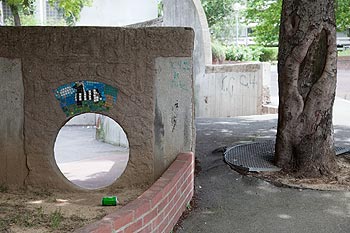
[275, 0, 338, 177]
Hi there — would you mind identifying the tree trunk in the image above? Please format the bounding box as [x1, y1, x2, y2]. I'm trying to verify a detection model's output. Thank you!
[275, 0, 338, 177]
[9, 5, 21, 26]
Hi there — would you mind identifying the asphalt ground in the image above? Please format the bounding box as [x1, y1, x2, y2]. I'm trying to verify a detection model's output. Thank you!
[178, 114, 350, 233]
[178, 65, 350, 233]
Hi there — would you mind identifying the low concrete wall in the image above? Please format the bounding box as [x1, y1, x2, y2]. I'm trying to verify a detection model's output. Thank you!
[75, 152, 194, 233]
[199, 63, 270, 117]
[0, 27, 195, 190]
[96, 115, 129, 148]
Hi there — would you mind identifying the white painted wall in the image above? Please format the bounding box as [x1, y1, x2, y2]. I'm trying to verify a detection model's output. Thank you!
[76, 0, 158, 26]
[200, 63, 270, 117]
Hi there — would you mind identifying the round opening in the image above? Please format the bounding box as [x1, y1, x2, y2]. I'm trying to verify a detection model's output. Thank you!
[54, 113, 129, 189]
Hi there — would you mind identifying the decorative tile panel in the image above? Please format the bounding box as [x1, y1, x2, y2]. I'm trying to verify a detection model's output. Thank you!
[54, 81, 118, 117]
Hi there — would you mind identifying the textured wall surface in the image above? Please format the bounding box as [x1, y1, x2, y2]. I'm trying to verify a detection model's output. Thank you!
[201, 63, 270, 117]
[154, 57, 194, 178]
[0, 27, 194, 190]
[0, 57, 27, 187]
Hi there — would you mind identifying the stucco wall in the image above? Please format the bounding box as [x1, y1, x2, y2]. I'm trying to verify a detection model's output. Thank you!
[0, 27, 194, 190]
[201, 63, 270, 117]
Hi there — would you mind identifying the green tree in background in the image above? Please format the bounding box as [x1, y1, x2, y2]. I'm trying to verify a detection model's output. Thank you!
[49, 0, 92, 26]
[3, 0, 35, 25]
[2, 0, 91, 26]
[336, 0, 350, 32]
[202, 0, 350, 46]
[246, 0, 350, 46]
[201, 0, 235, 28]
[245, 0, 282, 46]
[201, 0, 247, 45]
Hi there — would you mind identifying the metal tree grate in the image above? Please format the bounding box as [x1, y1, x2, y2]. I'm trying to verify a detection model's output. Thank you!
[224, 141, 350, 172]
[335, 146, 350, 155]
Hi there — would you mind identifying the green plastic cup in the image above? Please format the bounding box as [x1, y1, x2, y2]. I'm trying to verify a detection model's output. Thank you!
[102, 196, 118, 206]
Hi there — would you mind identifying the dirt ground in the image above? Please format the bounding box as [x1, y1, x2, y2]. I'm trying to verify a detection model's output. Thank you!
[0, 185, 146, 233]
[249, 154, 350, 191]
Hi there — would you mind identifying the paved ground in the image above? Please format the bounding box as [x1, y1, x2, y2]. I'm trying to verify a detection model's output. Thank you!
[178, 67, 350, 232]
[53, 64, 350, 231]
[178, 113, 350, 233]
[54, 126, 129, 189]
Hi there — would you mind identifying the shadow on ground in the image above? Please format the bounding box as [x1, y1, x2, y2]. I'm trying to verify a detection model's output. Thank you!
[177, 115, 350, 233]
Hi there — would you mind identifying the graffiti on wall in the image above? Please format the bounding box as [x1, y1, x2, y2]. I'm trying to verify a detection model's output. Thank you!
[54, 81, 118, 117]
[170, 59, 191, 92]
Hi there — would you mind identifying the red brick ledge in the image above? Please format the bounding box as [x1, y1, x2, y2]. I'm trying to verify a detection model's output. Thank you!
[75, 152, 194, 233]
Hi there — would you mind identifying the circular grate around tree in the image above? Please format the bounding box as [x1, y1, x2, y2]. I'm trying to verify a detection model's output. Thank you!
[224, 141, 350, 172]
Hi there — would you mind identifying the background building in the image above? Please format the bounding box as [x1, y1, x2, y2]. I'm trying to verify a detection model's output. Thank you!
[0, 0, 158, 26]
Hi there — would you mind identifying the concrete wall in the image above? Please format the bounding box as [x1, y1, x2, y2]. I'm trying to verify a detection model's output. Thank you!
[200, 63, 270, 117]
[154, 57, 194, 178]
[163, 0, 212, 117]
[76, 0, 158, 26]
[0, 27, 194, 190]
[65, 113, 129, 148]
[96, 115, 129, 148]
[0, 57, 27, 186]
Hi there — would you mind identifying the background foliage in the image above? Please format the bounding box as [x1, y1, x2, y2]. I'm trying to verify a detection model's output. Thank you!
[245, 0, 350, 46]
[3, 0, 91, 25]
[203, 0, 350, 47]
[245, 0, 282, 46]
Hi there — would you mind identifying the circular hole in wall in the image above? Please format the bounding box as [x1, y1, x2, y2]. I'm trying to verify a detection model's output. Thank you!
[54, 113, 129, 189]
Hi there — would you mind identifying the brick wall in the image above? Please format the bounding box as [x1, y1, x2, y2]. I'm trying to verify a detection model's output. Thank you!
[75, 152, 194, 233]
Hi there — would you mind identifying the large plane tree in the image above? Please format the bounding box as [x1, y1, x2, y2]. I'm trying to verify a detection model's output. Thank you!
[275, 0, 338, 177]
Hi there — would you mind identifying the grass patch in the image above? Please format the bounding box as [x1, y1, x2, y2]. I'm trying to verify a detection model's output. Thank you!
[0, 202, 105, 232]
[186, 202, 192, 211]
[50, 208, 63, 229]
[0, 205, 67, 232]
[0, 204, 44, 231]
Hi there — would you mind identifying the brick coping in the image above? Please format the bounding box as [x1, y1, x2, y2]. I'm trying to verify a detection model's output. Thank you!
[75, 152, 194, 233]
